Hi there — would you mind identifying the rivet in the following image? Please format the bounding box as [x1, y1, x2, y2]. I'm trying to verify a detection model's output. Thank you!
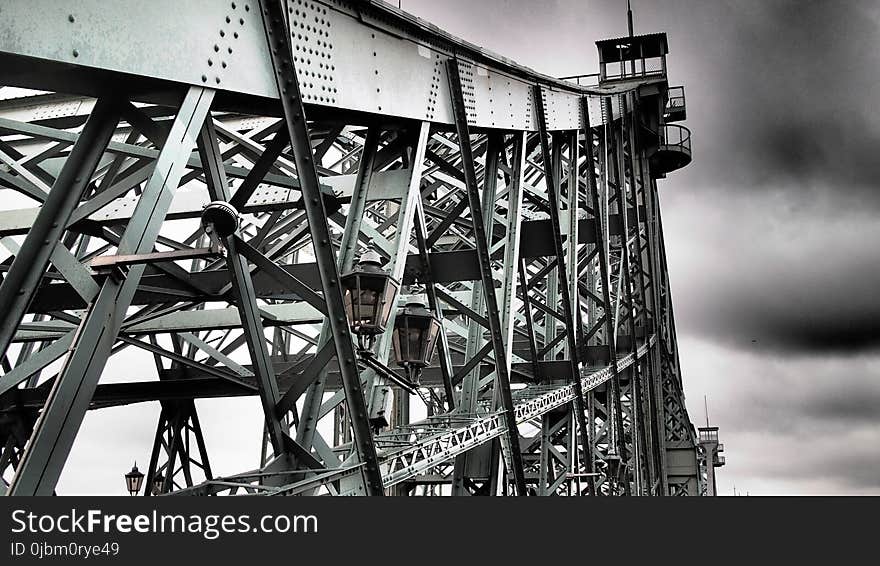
[72, 49, 79, 57]
[68, 14, 75, 23]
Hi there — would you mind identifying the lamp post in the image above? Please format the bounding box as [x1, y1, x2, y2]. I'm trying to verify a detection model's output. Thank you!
[124, 463, 144, 496]
[605, 454, 621, 495]
[200, 200, 240, 251]
[151, 472, 165, 496]
[340, 248, 399, 354]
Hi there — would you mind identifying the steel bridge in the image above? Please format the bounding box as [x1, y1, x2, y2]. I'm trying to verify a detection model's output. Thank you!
[0, 0, 720, 496]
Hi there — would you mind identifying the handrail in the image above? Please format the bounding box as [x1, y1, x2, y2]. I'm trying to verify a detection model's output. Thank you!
[666, 86, 686, 111]
[660, 124, 691, 151]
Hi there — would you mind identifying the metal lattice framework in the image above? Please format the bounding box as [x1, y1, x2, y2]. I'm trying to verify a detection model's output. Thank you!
[0, 0, 711, 496]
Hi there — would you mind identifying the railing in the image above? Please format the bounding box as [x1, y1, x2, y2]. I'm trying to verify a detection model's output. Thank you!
[660, 124, 692, 155]
[698, 427, 718, 443]
[558, 73, 600, 87]
[600, 55, 666, 82]
[368, 335, 657, 491]
[665, 86, 686, 120]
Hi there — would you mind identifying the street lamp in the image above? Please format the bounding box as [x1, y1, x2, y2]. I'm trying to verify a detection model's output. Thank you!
[605, 454, 621, 494]
[201, 200, 240, 250]
[392, 292, 441, 385]
[151, 472, 165, 496]
[340, 248, 399, 353]
[124, 463, 144, 496]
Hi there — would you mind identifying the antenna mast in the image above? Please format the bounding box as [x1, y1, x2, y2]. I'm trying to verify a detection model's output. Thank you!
[627, 0, 634, 37]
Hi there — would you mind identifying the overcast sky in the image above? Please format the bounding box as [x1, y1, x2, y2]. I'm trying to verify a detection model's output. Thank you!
[45, 0, 880, 495]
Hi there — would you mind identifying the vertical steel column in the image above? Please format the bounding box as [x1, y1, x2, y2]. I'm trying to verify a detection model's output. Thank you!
[0, 97, 121, 361]
[364, 123, 429, 421]
[196, 119, 291, 459]
[452, 132, 501, 496]
[643, 179, 669, 493]
[447, 59, 526, 496]
[457, 133, 501, 411]
[632, 102, 669, 495]
[565, 129, 592, 493]
[259, 0, 383, 495]
[618, 93, 650, 493]
[413, 197, 456, 409]
[565, 130, 582, 360]
[581, 96, 622, 494]
[533, 87, 593, 495]
[518, 260, 543, 379]
[145, 401, 212, 496]
[499, 133, 527, 371]
[608, 94, 640, 495]
[546, 134, 564, 360]
[9, 87, 214, 496]
[622, 91, 661, 493]
[296, 127, 379, 451]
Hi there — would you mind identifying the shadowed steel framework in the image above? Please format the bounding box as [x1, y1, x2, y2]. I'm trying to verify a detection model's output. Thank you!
[0, 0, 720, 496]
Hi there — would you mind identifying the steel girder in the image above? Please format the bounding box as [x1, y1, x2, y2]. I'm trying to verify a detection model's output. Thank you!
[0, 0, 701, 496]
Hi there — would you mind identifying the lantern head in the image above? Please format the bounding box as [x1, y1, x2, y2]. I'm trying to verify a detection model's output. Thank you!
[392, 294, 441, 384]
[151, 472, 165, 496]
[341, 249, 399, 352]
[124, 463, 144, 496]
[201, 201, 240, 251]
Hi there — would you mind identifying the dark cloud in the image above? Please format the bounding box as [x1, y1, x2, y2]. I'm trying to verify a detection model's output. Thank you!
[802, 387, 880, 425]
[656, 1, 880, 493]
[719, 258, 880, 355]
[669, 0, 880, 201]
[679, 339, 880, 493]
[735, 430, 880, 492]
[733, 3, 880, 191]
[666, 190, 880, 356]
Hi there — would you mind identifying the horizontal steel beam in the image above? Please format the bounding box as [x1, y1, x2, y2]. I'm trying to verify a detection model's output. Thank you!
[0, 1, 619, 130]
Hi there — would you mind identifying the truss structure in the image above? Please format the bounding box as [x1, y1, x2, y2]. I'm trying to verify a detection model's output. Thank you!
[0, 0, 705, 496]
